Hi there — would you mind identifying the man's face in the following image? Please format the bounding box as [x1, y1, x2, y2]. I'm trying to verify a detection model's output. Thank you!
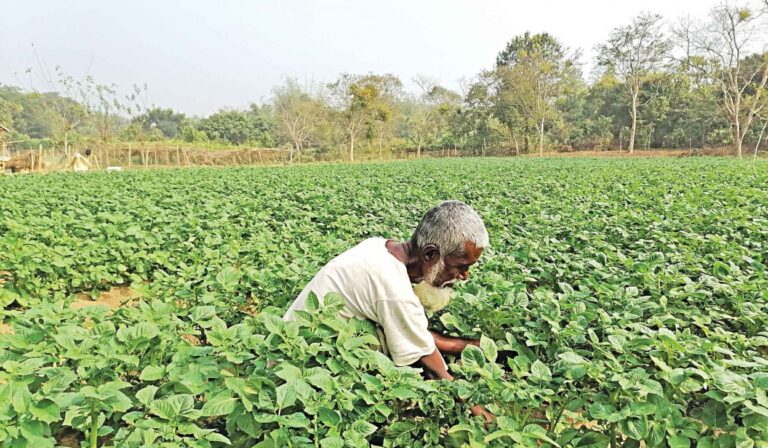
[413, 241, 483, 312]
[432, 241, 483, 288]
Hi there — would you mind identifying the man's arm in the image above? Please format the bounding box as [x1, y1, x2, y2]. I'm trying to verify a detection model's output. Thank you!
[430, 331, 479, 355]
[418, 348, 494, 425]
[375, 299, 494, 424]
[419, 348, 453, 380]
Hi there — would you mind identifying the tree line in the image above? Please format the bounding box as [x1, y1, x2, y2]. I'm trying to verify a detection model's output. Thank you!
[1, 1, 767, 160]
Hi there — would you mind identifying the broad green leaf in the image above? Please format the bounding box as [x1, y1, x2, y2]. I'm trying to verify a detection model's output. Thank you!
[318, 406, 342, 427]
[529, 360, 552, 382]
[136, 386, 158, 406]
[275, 383, 296, 409]
[216, 267, 242, 292]
[668, 435, 690, 448]
[139, 364, 165, 381]
[620, 417, 648, 440]
[350, 420, 377, 437]
[201, 392, 238, 416]
[320, 436, 344, 448]
[461, 345, 486, 369]
[574, 431, 610, 448]
[559, 351, 588, 364]
[701, 401, 728, 428]
[479, 336, 497, 363]
[30, 399, 60, 423]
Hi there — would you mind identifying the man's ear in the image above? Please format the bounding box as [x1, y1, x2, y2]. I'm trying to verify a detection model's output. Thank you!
[421, 244, 440, 267]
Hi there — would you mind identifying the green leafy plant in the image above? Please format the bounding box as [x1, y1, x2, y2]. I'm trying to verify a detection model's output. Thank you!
[1, 157, 768, 446]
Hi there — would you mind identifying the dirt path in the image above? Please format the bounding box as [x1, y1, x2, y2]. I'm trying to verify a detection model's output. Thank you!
[70, 285, 140, 310]
[521, 148, 740, 158]
[1, 285, 141, 335]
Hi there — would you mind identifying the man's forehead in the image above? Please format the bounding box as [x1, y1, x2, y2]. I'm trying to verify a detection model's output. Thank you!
[448, 241, 483, 263]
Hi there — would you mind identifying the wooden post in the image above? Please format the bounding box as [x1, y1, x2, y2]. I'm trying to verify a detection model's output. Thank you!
[38, 144, 43, 171]
[128, 143, 132, 169]
[176, 146, 181, 168]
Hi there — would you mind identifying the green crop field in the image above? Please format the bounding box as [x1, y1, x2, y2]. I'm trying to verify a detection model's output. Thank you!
[1, 158, 767, 448]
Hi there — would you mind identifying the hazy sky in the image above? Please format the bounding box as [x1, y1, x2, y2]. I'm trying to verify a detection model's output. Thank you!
[1, 0, 725, 116]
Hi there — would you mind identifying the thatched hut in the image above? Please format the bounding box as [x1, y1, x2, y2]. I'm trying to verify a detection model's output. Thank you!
[6, 152, 45, 173]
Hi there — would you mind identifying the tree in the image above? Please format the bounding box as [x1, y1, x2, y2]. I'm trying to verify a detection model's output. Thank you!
[131, 107, 187, 139]
[675, 3, 768, 157]
[364, 77, 402, 159]
[496, 32, 580, 156]
[19, 65, 91, 152]
[403, 77, 460, 158]
[328, 73, 401, 161]
[459, 74, 500, 154]
[598, 14, 671, 153]
[198, 109, 272, 145]
[272, 78, 326, 162]
[179, 124, 208, 143]
[0, 96, 22, 131]
[87, 80, 123, 142]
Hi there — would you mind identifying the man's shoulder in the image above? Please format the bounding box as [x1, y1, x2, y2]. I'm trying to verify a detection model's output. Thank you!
[332, 237, 390, 265]
[327, 238, 413, 295]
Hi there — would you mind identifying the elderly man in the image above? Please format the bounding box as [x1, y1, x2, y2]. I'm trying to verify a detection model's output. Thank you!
[284, 200, 493, 422]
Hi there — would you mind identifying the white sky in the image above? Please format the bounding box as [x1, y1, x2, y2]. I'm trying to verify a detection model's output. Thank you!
[0, 0, 727, 116]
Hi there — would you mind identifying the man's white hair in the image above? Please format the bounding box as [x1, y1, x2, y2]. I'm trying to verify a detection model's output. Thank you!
[411, 200, 489, 256]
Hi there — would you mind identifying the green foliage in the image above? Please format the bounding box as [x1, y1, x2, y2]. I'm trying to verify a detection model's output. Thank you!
[179, 125, 209, 143]
[131, 108, 188, 139]
[2, 158, 768, 446]
[198, 107, 274, 146]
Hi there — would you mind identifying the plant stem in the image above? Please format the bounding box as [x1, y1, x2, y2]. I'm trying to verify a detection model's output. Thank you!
[548, 399, 568, 436]
[609, 423, 616, 448]
[89, 402, 99, 448]
[314, 415, 320, 448]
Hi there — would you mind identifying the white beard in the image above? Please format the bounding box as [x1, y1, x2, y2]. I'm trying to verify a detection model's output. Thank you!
[413, 258, 454, 312]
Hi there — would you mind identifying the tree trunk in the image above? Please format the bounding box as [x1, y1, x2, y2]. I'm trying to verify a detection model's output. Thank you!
[754, 119, 767, 159]
[733, 123, 743, 158]
[349, 131, 355, 162]
[513, 135, 520, 156]
[629, 90, 638, 154]
[647, 125, 653, 150]
[417, 143, 421, 159]
[538, 119, 545, 157]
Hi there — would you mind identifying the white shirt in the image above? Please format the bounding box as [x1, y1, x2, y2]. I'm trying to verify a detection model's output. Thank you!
[283, 237, 436, 366]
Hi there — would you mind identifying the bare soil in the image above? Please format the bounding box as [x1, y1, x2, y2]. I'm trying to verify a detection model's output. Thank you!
[70, 285, 140, 310]
[1, 286, 141, 334]
[522, 148, 739, 158]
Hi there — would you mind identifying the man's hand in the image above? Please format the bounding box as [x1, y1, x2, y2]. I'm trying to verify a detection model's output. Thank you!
[430, 331, 481, 355]
[418, 348, 496, 427]
[470, 404, 495, 427]
[418, 348, 454, 380]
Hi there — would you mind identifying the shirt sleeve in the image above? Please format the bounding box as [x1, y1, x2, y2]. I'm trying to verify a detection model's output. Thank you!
[375, 299, 436, 366]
